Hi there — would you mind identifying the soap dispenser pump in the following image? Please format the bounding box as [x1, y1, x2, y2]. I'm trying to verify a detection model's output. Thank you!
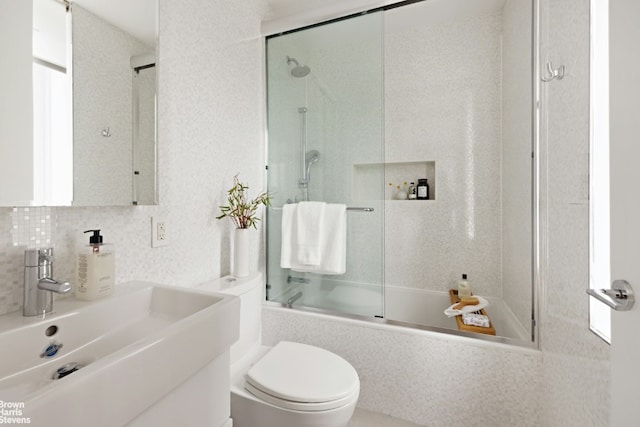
[76, 229, 115, 300]
[86, 229, 103, 252]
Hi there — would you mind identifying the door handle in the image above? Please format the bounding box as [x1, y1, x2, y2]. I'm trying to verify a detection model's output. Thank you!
[587, 280, 635, 311]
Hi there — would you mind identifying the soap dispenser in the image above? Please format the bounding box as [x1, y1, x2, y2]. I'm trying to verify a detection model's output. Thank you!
[76, 229, 115, 301]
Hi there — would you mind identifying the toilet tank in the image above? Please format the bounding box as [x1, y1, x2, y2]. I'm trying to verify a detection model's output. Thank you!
[197, 272, 263, 365]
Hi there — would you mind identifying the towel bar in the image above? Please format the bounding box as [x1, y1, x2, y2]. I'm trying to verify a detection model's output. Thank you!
[271, 206, 374, 212]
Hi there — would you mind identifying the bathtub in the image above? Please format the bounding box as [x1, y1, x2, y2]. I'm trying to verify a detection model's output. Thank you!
[261, 299, 541, 426]
[384, 285, 531, 341]
[269, 276, 531, 342]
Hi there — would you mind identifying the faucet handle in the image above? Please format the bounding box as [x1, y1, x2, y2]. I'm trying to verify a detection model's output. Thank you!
[38, 278, 72, 294]
[24, 248, 55, 267]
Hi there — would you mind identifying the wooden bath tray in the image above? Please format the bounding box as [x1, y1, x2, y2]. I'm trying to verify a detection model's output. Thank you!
[449, 290, 496, 335]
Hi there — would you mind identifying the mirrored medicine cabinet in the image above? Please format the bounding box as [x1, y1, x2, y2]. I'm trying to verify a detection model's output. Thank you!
[0, 0, 158, 207]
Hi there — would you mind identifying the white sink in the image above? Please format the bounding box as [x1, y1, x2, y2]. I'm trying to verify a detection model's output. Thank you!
[0, 281, 240, 426]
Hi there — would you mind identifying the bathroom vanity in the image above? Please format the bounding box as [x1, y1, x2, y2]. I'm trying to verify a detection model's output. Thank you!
[0, 282, 239, 427]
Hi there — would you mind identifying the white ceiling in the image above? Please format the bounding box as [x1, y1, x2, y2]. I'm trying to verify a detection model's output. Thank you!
[73, 0, 156, 47]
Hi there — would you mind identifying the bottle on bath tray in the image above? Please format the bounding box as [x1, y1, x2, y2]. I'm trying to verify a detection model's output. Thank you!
[76, 229, 115, 301]
[457, 274, 472, 299]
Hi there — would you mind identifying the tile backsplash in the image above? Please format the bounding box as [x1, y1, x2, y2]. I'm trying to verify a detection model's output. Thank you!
[10, 207, 54, 248]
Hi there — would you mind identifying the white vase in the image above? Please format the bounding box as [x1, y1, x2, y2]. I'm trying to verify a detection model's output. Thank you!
[233, 228, 250, 278]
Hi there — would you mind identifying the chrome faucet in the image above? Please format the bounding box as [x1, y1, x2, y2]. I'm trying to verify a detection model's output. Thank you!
[23, 248, 72, 317]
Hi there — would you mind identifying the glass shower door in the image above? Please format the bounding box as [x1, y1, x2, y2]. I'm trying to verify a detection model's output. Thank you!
[265, 12, 385, 318]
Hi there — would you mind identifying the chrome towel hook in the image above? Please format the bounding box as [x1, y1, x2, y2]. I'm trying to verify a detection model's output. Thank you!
[541, 61, 565, 82]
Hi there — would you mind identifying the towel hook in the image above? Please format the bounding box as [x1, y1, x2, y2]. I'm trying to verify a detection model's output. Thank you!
[541, 62, 565, 82]
[101, 127, 112, 137]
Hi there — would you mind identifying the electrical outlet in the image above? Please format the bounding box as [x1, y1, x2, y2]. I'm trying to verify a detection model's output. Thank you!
[151, 217, 168, 248]
[157, 222, 166, 241]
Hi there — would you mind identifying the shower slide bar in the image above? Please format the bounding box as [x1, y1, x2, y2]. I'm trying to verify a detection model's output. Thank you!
[270, 206, 374, 212]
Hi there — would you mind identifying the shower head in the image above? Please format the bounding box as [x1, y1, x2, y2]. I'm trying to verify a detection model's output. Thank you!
[304, 150, 320, 182]
[287, 56, 311, 78]
[305, 150, 320, 165]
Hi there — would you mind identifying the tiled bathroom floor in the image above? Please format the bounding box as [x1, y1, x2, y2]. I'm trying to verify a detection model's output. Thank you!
[349, 408, 424, 427]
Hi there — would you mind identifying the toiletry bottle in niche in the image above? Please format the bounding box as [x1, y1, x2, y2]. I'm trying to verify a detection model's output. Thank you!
[458, 274, 471, 298]
[408, 182, 417, 200]
[417, 179, 429, 200]
[76, 229, 115, 301]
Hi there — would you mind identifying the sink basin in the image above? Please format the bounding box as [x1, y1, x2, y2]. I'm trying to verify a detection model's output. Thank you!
[0, 281, 240, 426]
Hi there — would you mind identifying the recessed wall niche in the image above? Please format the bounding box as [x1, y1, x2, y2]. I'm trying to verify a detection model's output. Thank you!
[352, 161, 436, 201]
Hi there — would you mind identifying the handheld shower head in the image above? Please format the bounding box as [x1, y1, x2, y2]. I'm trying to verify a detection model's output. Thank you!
[304, 150, 320, 182]
[305, 150, 320, 165]
[287, 56, 311, 78]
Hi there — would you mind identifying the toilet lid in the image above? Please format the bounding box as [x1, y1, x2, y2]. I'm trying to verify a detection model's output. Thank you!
[245, 341, 359, 411]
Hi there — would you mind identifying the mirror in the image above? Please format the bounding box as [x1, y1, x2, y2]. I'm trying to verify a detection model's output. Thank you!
[72, 0, 157, 206]
[0, 0, 157, 207]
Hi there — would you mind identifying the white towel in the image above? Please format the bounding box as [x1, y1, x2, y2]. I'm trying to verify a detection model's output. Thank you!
[280, 203, 347, 275]
[299, 203, 347, 275]
[462, 313, 491, 327]
[295, 201, 325, 266]
[280, 204, 297, 269]
[443, 296, 489, 318]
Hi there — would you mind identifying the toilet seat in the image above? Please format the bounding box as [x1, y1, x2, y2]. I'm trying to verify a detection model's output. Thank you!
[245, 341, 359, 412]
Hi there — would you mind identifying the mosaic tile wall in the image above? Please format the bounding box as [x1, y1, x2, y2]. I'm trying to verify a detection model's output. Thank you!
[383, 5, 504, 298]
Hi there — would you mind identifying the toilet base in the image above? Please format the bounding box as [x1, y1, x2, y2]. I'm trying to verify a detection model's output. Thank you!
[229, 346, 357, 427]
[231, 389, 356, 427]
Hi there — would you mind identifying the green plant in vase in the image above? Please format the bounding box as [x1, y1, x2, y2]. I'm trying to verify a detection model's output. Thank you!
[216, 174, 271, 229]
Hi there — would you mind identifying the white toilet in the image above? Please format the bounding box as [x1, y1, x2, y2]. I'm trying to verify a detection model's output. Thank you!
[197, 273, 360, 427]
